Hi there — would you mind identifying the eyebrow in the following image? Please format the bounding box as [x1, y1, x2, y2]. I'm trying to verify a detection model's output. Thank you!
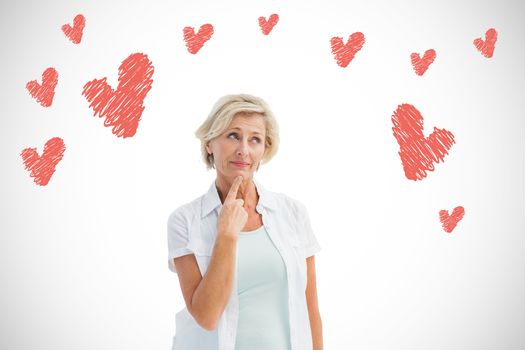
[228, 127, 263, 136]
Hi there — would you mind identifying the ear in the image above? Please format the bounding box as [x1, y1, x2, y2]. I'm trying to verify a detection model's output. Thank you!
[205, 141, 211, 154]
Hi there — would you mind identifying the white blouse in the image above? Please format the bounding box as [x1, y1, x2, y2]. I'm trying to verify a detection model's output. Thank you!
[167, 178, 321, 350]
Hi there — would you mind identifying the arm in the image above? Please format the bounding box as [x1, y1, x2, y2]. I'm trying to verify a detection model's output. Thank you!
[174, 176, 247, 331]
[174, 234, 237, 331]
[306, 255, 323, 350]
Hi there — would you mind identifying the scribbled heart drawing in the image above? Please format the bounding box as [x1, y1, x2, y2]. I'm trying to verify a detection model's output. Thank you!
[26, 67, 58, 107]
[330, 32, 365, 68]
[473, 28, 497, 58]
[82, 53, 154, 138]
[392, 104, 455, 181]
[183, 24, 214, 54]
[410, 49, 436, 76]
[61, 14, 85, 44]
[439, 206, 465, 233]
[259, 14, 279, 35]
[21, 137, 65, 186]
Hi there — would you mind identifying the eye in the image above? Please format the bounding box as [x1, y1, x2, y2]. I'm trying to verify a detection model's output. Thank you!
[227, 132, 239, 140]
[227, 132, 262, 144]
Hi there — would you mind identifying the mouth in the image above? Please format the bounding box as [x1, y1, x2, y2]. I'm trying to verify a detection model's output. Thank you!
[231, 161, 250, 168]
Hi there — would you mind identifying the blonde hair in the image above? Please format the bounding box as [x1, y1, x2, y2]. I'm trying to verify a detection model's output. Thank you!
[195, 94, 280, 170]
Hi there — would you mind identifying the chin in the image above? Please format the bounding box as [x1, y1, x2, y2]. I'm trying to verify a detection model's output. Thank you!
[233, 169, 252, 175]
[231, 169, 253, 177]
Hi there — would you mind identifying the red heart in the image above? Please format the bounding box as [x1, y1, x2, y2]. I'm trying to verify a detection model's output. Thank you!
[439, 206, 465, 233]
[61, 14, 85, 44]
[392, 104, 455, 181]
[26, 67, 58, 107]
[473, 28, 497, 58]
[330, 32, 365, 68]
[82, 53, 154, 138]
[183, 24, 214, 54]
[21, 137, 66, 186]
[259, 14, 279, 35]
[410, 49, 436, 76]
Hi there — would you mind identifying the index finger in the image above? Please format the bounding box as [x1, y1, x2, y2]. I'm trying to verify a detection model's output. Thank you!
[225, 176, 243, 202]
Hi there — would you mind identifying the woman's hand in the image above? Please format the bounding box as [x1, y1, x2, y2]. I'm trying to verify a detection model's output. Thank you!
[175, 175, 247, 331]
[216, 175, 248, 239]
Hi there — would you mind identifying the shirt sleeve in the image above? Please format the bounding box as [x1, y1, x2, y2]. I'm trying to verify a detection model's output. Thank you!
[295, 200, 321, 258]
[167, 207, 193, 273]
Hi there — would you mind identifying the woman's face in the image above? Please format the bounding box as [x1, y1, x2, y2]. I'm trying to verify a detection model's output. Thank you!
[206, 113, 266, 180]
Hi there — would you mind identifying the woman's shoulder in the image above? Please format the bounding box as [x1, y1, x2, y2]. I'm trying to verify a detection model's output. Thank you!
[263, 186, 307, 216]
[167, 193, 205, 222]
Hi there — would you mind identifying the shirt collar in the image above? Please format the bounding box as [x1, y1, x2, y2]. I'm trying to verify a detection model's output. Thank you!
[201, 178, 277, 218]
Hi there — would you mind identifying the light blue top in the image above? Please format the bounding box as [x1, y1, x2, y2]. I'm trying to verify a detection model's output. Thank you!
[235, 225, 291, 350]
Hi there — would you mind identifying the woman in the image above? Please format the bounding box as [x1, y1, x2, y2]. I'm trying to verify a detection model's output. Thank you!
[167, 94, 322, 350]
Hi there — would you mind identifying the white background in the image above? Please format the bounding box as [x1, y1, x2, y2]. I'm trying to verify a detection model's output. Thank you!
[1, 0, 524, 349]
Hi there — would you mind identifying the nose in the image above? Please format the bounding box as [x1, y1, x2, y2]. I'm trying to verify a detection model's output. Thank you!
[236, 138, 249, 157]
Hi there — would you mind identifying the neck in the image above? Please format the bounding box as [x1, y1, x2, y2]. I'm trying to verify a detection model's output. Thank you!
[215, 175, 258, 209]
